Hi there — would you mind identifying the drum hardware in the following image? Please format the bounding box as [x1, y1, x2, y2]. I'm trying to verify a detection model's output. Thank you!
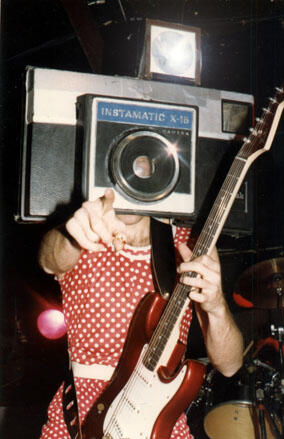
[270, 271, 284, 438]
[270, 325, 284, 382]
[270, 322, 284, 438]
[253, 358, 276, 373]
[203, 364, 282, 439]
[186, 364, 216, 413]
[235, 257, 284, 309]
[203, 258, 284, 439]
[256, 387, 267, 439]
[255, 383, 283, 439]
[186, 364, 216, 439]
[252, 343, 284, 439]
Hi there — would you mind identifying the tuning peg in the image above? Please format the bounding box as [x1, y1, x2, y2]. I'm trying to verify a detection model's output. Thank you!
[255, 117, 263, 123]
[269, 97, 277, 104]
[249, 127, 258, 135]
[250, 126, 264, 136]
[243, 137, 251, 143]
[275, 86, 284, 93]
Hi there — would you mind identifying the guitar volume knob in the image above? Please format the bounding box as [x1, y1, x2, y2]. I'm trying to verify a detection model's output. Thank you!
[97, 403, 105, 413]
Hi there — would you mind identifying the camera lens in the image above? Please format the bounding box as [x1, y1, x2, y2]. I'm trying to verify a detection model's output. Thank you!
[110, 130, 179, 202]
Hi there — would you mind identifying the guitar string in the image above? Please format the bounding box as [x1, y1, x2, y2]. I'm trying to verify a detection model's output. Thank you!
[102, 94, 281, 437]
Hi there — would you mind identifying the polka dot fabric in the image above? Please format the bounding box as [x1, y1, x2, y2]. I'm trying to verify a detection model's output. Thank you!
[40, 226, 194, 439]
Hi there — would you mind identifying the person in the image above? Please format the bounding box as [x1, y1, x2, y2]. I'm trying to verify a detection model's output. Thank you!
[38, 188, 244, 439]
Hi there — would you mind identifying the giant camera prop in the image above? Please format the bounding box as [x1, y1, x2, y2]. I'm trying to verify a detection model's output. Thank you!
[78, 95, 197, 217]
[18, 67, 253, 235]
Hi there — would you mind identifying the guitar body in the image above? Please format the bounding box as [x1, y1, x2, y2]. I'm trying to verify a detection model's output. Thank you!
[82, 292, 205, 439]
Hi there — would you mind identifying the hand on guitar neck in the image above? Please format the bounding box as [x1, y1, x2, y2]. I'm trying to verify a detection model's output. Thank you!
[177, 242, 244, 377]
[177, 243, 224, 316]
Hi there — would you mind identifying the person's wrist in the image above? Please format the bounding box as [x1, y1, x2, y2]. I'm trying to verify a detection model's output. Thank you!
[207, 297, 228, 319]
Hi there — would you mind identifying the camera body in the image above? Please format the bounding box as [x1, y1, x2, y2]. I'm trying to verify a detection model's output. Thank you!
[19, 67, 254, 235]
[78, 95, 198, 217]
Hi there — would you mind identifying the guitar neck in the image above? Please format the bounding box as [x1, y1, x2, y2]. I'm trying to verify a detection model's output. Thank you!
[192, 90, 284, 259]
[192, 155, 248, 257]
[143, 85, 284, 372]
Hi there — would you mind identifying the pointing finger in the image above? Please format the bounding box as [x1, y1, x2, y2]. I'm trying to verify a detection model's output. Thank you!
[66, 217, 105, 252]
[72, 208, 100, 242]
[101, 189, 115, 214]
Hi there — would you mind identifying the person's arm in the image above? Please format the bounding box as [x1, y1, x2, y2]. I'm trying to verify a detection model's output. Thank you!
[39, 189, 127, 276]
[39, 225, 82, 276]
[178, 244, 243, 377]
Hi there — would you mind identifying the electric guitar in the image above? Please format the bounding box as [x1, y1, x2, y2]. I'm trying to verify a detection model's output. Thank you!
[82, 86, 284, 439]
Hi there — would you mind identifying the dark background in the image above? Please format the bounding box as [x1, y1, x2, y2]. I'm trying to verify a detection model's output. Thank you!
[1, 1, 284, 438]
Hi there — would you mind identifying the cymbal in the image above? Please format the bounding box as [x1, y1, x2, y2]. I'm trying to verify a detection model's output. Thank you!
[235, 257, 284, 309]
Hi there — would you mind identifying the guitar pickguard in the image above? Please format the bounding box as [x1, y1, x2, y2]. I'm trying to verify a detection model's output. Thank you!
[103, 347, 187, 439]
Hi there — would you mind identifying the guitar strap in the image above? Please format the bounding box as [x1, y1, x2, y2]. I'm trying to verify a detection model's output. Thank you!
[63, 361, 82, 439]
[150, 217, 177, 296]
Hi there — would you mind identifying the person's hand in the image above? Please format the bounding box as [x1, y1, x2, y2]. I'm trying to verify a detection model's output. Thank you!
[65, 189, 127, 252]
[177, 243, 226, 316]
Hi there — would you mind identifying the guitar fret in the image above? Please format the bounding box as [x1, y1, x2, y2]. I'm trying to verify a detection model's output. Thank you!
[236, 156, 247, 162]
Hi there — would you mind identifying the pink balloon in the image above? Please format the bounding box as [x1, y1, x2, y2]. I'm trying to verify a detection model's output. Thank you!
[37, 309, 67, 339]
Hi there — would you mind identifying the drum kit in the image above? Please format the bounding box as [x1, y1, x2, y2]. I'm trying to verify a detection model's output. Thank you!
[187, 257, 284, 439]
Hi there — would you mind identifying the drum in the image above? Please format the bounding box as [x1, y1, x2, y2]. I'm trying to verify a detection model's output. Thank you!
[203, 369, 281, 439]
[204, 399, 280, 439]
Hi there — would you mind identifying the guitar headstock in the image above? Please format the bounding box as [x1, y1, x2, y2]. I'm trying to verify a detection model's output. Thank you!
[238, 85, 284, 161]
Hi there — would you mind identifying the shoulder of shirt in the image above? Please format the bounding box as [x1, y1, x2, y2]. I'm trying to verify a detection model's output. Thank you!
[173, 224, 191, 243]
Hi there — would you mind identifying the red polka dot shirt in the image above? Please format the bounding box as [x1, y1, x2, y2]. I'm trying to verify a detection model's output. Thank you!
[40, 226, 194, 439]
